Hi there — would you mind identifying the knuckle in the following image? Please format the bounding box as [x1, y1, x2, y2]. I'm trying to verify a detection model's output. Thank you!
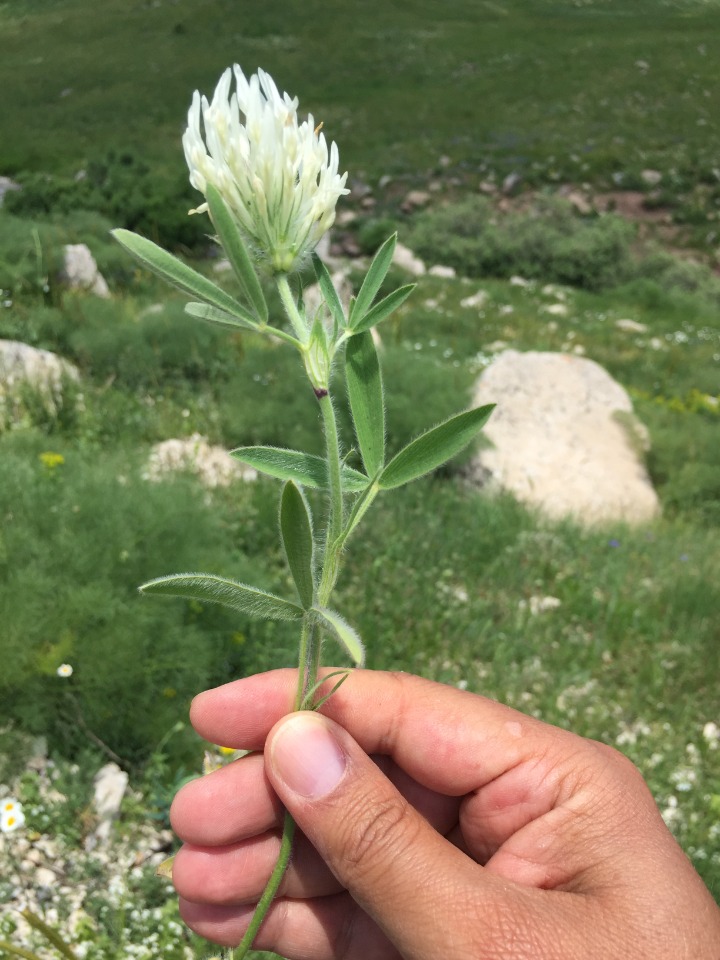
[338, 790, 419, 883]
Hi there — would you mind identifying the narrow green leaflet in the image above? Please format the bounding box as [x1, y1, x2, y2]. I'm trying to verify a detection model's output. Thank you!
[206, 184, 268, 324]
[378, 404, 496, 490]
[112, 229, 256, 325]
[312, 606, 365, 666]
[280, 481, 315, 609]
[139, 573, 303, 621]
[345, 331, 385, 477]
[312, 253, 346, 331]
[231, 446, 369, 492]
[352, 284, 415, 335]
[185, 302, 258, 331]
[349, 233, 396, 328]
[300, 669, 350, 711]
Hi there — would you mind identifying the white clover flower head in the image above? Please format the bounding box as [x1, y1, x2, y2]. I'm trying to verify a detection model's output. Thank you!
[57, 663, 73, 678]
[1, 799, 25, 834]
[183, 65, 349, 274]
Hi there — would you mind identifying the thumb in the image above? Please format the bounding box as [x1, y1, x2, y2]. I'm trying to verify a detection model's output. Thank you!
[265, 711, 510, 959]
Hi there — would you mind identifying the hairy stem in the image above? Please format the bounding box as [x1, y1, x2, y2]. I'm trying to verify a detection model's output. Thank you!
[276, 274, 307, 342]
[234, 812, 296, 957]
[236, 316, 347, 959]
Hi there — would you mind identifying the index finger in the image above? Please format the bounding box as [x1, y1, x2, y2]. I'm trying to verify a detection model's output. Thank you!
[190, 668, 569, 797]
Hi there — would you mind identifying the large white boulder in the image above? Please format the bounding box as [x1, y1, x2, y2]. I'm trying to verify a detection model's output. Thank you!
[470, 350, 660, 525]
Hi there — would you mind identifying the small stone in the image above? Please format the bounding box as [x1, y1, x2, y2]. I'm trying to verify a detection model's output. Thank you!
[564, 190, 593, 215]
[478, 180, 497, 195]
[428, 265, 456, 279]
[339, 235, 362, 258]
[392, 242, 426, 276]
[401, 189, 431, 213]
[502, 171, 522, 195]
[615, 318, 648, 333]
[460, 290, 488, 309]
[0, 340, 80, 425]
[641, 169, 662, 187]
[335, 209, 358, 227]
[61, 244, 110, 298]
[144, 434, 256, 488]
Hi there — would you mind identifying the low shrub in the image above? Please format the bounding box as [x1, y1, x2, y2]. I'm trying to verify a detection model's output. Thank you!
[5, 150, 208, 252]
[407, 195, 636, 291]
[0, 208, 135, 301]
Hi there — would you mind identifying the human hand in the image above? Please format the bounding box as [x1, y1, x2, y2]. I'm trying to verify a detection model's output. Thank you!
[171, 670, 720, 960]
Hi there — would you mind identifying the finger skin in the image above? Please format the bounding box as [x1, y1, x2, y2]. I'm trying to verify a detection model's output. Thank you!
[179, 670, 720, 960]
[178, 892, 399, 960]
[189, 668, 563, 794]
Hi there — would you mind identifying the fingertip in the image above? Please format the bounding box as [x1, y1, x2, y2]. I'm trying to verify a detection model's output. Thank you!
[268, 712, 348, 801]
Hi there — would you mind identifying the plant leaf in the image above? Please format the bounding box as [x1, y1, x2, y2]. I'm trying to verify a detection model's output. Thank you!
[310, 671, 351, 711]
[280, 481, 315, 609]
[345, 331, 385, 476]
[312, 607, 365, 666]
[139, 573, 303, 621]
[231, 446, 369, 492]
[206, 184, 268, 324]
[312, 253, 346, 330]
[156, 856, 175, 879]
[352, 284, 416, 334]
[112, 229, 256, 325]
[378, 404, 495, 490]
[185, 302, 257, 331]
[349, 233, 396, 328]
[299, 669, 351, 711]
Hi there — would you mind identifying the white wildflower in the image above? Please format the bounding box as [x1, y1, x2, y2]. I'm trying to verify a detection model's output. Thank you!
[702, 721, 719, 748]
[57, 663, 73, 678]
[1, 799, 25, 833]
[183, 65, 349, 273]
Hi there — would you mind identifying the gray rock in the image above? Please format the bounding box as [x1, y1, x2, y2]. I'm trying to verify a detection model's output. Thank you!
[641, 169, 662, 187]
[143, 433, 257, 488]
[401, 189, 431, 213]
[502, 172, 522, 195]
[428, 264, 456, 279]
[470, 350, 660, 525]
[88, 763, 128, 846]
[0, 340, 80, 423]
[392, 242, 426, 276]
[615, 318, 648, 333]
[61, 244, 110, 297]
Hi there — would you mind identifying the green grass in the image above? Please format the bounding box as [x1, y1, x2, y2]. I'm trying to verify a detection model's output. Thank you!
[2, 0, 720, 190]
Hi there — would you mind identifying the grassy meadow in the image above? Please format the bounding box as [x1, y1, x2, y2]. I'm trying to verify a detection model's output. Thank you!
[0, 1, 719, 958]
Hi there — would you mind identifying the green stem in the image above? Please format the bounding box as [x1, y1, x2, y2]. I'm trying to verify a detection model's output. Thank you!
[0, 941, 46, 960]
[235, 613, 314, 960]
[234, 812, 296, 957]
[276, 274, 307, 342]
[20, 911, 77, 960]
[293, 613, 314, 711]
